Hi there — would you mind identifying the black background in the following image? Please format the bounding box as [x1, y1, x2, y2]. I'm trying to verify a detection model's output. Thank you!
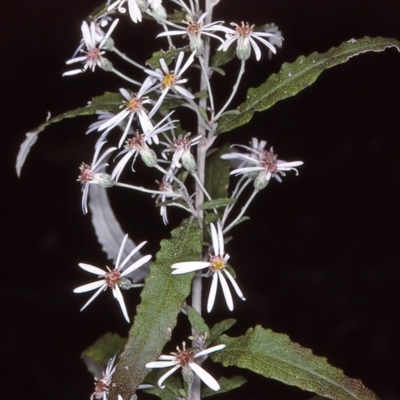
[3, 1, 400, 399]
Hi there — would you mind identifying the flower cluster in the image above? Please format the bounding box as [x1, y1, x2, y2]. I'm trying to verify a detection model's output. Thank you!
[59, 1, 306, 397]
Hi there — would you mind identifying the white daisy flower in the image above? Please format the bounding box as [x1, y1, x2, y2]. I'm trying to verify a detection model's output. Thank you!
[91, 353, 118, 400]
[111, 112, 176, 181]
[218, 21, 282, 61]
[171, 223, 245, 312]
[98, 83, 155, 148]
[161, 133, 202, 171]
[73, 234, 151, 322]
[63, 19, 119, 76]
[145, 342, 225, 391]
[153, 175, 183, 225]
[157, 12, 227, 55]
[145, 51, 195, 118]
[222, 138, 303, 190]
[77, 141, 116, 214]
[108, 0, 147, 23]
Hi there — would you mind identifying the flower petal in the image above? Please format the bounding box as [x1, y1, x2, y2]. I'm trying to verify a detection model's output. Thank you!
[78, 263, 106, 276]
[189, 362, 220, 391]
[78, 283, 107, 311]
[195, 344, 226, 358]
[158, 365, 181, 388]
[171, 261, 209, 274]
[210, 223, 219, 256]
[223, 269, 246, 301]
[73, 280, 105, 293]
[121, 254, 151, 276]
[146, 360, 178, 368]
[113, 285, 130, 322]
[218, 271, 233, 311]
[207, 272, 219, 312]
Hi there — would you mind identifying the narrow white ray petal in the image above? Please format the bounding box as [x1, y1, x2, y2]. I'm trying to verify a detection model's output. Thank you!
[174, 85, 195, 99]
[218, 271, 233, 311]
[119, 87, 131, 101]
[189, 362, 220, 391]
[99, 18, 119, 47]
[128, 0, 142, 23]
[65, 56, 88, 64]
[98, 109, 129, 131]
[81, 21, 92, 48]
[221, 152, 258, 163]
[249, 36, 262, 61]
[210, 223, 219, 256]
[223, 269, 245, 300]
[158, 365, 181, 388]
[121, 254, 151, 276]
[207, 272, 219, 312]
[79, 284, 107, 311]
[174, 51, 185, 74]
[158, 355, 175, 360]
[230, 166, 263, 175]
[78, 263, 106, 276]
[74, 280, 105, 293]
[251, 34, 277, 54]
[171, 261, 209, 274]
[146, 361, 178, 368]
[115, 234, 128, 269]
[157, 30, 186, 37]
[217, 222, 224, 256]
[149, 89, 168, 118]
[195, 344, 226, 358]
[118, 113, 135, 148]
[113, 285, 130, 322]
[179, 51, 195, 75]
[277, 160, 304, 168]
[119, 240, 148, 270]
[63, 69, 84, 76]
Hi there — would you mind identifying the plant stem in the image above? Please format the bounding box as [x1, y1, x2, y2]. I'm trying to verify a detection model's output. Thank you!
[190, 2, 215, 399]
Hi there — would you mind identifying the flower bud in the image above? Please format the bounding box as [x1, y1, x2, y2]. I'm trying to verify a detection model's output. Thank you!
[182, 365, 195, 385]
[93, 173, 114, 188]
[182, 151, 197, 172]
[140, 148, 158, 168]
[253, 170, 270, 190]
[236, 37, 251, 60]
[101, 58, 113, 72]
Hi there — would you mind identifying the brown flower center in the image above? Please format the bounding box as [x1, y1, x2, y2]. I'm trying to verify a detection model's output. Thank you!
[78, 163, 93, 183]
[105, 269, 121, 288]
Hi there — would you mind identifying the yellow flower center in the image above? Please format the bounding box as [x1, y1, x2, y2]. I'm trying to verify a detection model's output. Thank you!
[210, 256, 225, 271]
[162, 73, 177, 89]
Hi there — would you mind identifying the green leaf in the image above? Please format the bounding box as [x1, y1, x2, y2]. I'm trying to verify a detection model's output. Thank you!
[218, 36, 400, 133]
[202, 375, 247, 398]
[145, 47, 187, 69]
[205, 144, 231, 201]
[208, 319, 236, 345]
[211, 326, 378, 400]
[16, 91, 123, 176]
[201, 198, 236, 210]
[81, 332, 127, 367]
[205, 213, 219, 224]
[186, 305, 210, 338]
[109, 218, 202, 400]
[145, 371, 183, 400]
[211, 47, 237, 68]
